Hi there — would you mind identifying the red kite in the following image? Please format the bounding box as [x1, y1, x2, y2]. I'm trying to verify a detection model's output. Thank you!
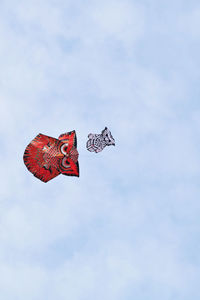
[23, 131, 79, 182]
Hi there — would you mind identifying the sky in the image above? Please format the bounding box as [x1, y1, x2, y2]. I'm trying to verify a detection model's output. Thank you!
[0, 0, 200, 299]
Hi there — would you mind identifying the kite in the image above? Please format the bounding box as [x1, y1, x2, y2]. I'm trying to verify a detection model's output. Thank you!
[23, 130, 79, 182]
[86, 127, 115, 153]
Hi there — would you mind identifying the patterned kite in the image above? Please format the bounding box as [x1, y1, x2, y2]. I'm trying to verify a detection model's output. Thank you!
[23, 130, 79, 182]
[86, 127, 115, 153]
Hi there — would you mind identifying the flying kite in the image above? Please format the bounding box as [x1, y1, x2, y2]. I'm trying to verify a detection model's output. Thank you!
[23, 130, 79, 182]
[86, 127, 115, 153]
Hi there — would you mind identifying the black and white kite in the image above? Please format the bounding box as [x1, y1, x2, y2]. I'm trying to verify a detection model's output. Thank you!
[86, 127, 115, 153]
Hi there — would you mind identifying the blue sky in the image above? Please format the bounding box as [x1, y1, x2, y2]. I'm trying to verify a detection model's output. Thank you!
[1, 0, 200, 299]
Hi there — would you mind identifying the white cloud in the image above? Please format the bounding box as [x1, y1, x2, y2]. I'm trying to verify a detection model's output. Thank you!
[91, 0, 145, 45]
[0, 262, 48, 299]
[178, 7, 200, 38]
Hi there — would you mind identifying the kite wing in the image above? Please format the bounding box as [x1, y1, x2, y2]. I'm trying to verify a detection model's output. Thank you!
[23, 134, 60, 182]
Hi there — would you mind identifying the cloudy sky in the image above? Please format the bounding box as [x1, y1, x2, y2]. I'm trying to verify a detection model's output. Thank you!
[1, 0, 200, 299]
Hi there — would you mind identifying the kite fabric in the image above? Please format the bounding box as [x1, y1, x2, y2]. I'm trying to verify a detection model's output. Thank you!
[86, 127, 115, 153]
[23, 130, 79, 182]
